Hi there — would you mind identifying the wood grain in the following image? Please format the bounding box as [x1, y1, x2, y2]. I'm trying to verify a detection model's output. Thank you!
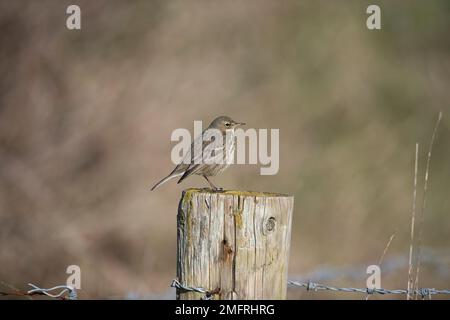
[176, 189, 294, 300]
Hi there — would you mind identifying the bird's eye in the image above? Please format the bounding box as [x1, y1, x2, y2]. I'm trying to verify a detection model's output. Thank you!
[225, 122, 231, 127]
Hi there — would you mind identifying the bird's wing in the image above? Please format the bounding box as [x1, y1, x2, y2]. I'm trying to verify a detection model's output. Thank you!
[177, 129, 224, 182]
[177, 139, 205, 183]
[183, 129, 220, 164]
[177, 163, 201, 183]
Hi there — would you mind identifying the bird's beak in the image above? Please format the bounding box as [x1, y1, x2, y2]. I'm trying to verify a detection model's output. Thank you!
[235, 122, 246, 126]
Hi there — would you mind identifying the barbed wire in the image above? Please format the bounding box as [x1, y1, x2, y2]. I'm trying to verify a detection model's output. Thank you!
[0, 283, 77, 300]
[171, 278, 450, 300]
[287, 280, 450, 299]
[3, 278, 449, 300]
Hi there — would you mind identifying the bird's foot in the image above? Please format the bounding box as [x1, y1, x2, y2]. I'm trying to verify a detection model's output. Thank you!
[212, 187, 224, 193]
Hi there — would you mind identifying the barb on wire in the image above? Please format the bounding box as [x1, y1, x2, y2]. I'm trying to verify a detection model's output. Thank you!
[171, 279, 219, 300]
[0, 283, 77, 300]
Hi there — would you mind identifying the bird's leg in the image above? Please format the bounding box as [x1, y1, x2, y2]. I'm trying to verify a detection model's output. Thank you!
[203, 175, 223, 192]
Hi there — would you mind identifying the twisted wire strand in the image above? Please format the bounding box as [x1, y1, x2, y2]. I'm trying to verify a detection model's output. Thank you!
[171, 278, 450, 300]
[287, 280, 450, 298]
[27, 283, 77, 300]
[0, 283, 77, 300]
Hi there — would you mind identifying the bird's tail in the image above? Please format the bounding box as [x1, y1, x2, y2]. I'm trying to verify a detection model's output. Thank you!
[150, 172, 182, 191]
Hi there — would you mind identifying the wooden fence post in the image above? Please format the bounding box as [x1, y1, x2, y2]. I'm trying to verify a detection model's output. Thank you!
[176, 188, 294, 300]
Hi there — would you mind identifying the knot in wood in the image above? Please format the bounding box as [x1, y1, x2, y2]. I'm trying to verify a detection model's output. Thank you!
[222, 239, 233, 256]
[264, 217, 276, 234]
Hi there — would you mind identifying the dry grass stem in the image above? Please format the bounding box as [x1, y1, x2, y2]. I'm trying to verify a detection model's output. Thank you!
[407, 143, 419, 300]
[413, 111, 442, 299]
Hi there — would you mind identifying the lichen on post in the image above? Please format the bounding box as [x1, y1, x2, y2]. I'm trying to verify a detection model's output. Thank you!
[176, 188, 294, 300]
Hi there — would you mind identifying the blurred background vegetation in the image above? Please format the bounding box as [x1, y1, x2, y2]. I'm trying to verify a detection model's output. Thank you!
[0, 0, 449, 299]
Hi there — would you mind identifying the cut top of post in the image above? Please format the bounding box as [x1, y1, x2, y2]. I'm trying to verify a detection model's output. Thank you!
[182, 188, 291, 198]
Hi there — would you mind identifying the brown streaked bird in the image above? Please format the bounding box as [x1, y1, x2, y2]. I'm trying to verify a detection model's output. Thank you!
[151, 116, 245, 191]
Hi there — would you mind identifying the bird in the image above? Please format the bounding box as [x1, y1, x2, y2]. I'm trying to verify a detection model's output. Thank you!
[151, 116, 245, 191]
